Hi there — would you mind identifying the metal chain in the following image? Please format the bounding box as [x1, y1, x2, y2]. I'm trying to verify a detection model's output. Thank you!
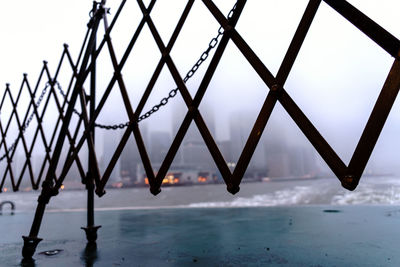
[55, 82, 128, 130]
[55, 82, 81, 117]
[95, 2, 238, 130]
[0, 82, 50, 162]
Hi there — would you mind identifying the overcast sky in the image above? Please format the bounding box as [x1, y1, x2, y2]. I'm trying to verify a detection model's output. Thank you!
[1, 0, 400, 174]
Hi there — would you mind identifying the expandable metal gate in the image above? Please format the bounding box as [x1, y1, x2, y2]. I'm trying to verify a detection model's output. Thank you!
[0, 0, 398, 259]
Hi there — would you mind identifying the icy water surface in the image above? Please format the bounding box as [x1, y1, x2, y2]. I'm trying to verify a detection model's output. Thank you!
[1, 176, 400, 212]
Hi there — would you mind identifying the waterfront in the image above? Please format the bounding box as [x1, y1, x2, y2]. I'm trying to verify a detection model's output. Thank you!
[2, 175, 400, 212]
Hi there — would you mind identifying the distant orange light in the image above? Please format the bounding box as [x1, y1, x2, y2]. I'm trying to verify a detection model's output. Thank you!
[3, 187, 8, 192]
[112, 182, 123, 188]
[145, 178, 149, 185]
[60, 185, 65, 190]
[198, 176, 207, 183]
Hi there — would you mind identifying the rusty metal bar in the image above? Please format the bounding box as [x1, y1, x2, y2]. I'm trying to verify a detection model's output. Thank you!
[347, 59, 400, 189]
[323, 0, 400, 59]
[276, 0, 321, 85]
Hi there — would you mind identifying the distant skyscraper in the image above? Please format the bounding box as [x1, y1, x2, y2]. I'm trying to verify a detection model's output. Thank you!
[219, 140, 233, 164]
[262, 116, 317, 178]
[101, 131, 121, 182]
[263, 115, 291, 177]
[150, 131, 171, 164]
[119, 123, 148, 184]
[264, 139, 290, 177]
[181, 141, 215, 170]
[288, 146, 317, 177]
[229, 111, 254, 163]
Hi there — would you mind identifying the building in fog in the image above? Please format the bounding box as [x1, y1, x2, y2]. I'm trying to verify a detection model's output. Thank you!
[229, 111, 253, 163]
[263, 117, 317, 178]
[229, 111, 267, 178]
[288, 146, 316, 177]
[149, 131, 171, 164]
[264, 139, 291, 177]
[181, 139, 215, 170]
[100, 131, 121, 183]
[119, 123, 149, 185]
[219, 140, 234, 164]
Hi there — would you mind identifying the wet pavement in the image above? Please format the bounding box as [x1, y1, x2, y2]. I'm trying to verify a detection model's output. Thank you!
[1, 206, 400, 266]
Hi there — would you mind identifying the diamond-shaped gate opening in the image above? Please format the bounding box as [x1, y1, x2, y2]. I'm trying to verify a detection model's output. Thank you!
[115, 125, 148, 187]
[134, 64, 187, 186]
[201, 40, 268, 179]
[284, 1, 395, 165]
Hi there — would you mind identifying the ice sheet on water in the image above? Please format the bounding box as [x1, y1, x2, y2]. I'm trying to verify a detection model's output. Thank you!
[187, 186, 324, 208]
[332, 185, 400, 205]
[187, 178, 400, 208]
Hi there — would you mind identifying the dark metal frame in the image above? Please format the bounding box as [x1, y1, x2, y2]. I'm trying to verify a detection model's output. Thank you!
[0, 0, 395, 259]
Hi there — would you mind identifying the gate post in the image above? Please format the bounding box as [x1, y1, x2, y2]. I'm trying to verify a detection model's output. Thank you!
[82, 1, 102, 243]
[22, 2, 105, 259]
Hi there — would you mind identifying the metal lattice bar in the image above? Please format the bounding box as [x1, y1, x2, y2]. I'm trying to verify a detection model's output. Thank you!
[323, 0, 400, 59]
[348, 59, 400, 187]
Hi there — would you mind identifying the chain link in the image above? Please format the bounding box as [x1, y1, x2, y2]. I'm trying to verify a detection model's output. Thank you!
[55, 82, 81, 117]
